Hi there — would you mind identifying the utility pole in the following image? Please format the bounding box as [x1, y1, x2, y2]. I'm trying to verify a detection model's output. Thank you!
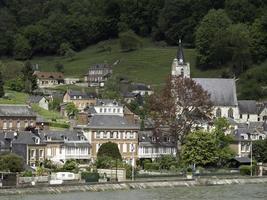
[251, 139, 253, 177]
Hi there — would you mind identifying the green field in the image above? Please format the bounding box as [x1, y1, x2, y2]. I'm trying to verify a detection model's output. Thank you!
[0, 90, 29, 104]
[1, 38, 226, 86]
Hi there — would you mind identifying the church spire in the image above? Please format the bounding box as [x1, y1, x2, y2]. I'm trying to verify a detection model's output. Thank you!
[177, 39, 185, 65]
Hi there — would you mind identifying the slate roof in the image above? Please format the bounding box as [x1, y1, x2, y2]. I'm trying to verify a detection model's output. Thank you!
[0, 105, 36, 117]
[88, 115, 139, 129]
[28, 95, 46, 103]
[192, 78, 238, 106]
[233, 156, 251, 164]
[89, 63, 111, 70]
[131, 83, 151, 91]
[12, 131, 44, 145]
[96, 99, 122, 106]
[67, 90, 97, 100]
[33, 71, 64, 80]
[238, 100, 257, 114]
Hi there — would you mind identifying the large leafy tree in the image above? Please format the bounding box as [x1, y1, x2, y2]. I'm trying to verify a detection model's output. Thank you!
[97, 142, 122, 160]
[181, 118, 234, 167]
[195, 9, 232, 68]
[0, 153, 24, 172]
[13, 34, 32, 60]
[252, 139, 267, 163]
[149, 75, 213, 148]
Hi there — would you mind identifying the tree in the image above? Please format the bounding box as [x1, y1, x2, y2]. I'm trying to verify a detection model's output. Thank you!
[252, 139, 267, 163]
[13, 34, 32, 60]
[181, 119, 234, 167]
[119, 30, 142, 52]
[65, 102, 79, 118]
[0, 71, 4, 97]
[195, 9, 232, 68]
[21, 61, 37, 93]
[65, 48, 76, 61]
[149, 75, 213, 150]
[63, 159, 78, 171]
[97, 142, 122, 160]
[58, 42, 72, 56]
[227, 23, 251, 76]
[0, 153, 24, 172]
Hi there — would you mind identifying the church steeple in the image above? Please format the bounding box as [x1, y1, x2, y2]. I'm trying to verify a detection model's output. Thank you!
[177, 39, 185, 65]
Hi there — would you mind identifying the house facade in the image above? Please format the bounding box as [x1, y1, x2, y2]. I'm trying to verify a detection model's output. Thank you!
[33, 71, 64, 88]
[130, 83, 154, 96]
[41, 130, 90, 164]
[75, 99, 139, 165]
[0, 105, 36, 131]
[84, 64, 112, 87]
[12, 131, 46, 168]
[63, 90, 97, 111]
[28, 95, 49, 110]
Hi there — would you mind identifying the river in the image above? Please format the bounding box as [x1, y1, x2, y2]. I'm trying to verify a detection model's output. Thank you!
[1, 184, 266, 200]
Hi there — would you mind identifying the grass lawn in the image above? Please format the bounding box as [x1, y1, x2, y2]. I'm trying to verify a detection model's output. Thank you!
[0, 90, 29, 104]
[1, 38, 225, 87]
[31, 104, 65, 121]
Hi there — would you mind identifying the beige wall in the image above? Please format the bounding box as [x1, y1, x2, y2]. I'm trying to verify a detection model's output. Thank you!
[0, 117, 36, 131]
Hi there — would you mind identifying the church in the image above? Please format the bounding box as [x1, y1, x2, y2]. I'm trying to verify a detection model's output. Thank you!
[171, 40, 239, 121]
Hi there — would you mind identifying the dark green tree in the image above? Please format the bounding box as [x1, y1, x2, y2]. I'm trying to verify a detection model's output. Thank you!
[0, 153, 24, 172]
[195, 9, 232, 68]
[119, 30, 142, 52]
[0, 71, 4, 97]
[55, 62, 64, 72]
[252, 139, 267, 163]
[65, 102, 79, 118]
[13, 34, 32, 60]
[97, 141, 122, 160]
[21, 61, 37, 93]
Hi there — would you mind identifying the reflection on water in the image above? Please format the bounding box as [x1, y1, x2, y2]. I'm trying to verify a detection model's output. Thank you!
[1, 184, 267, 200]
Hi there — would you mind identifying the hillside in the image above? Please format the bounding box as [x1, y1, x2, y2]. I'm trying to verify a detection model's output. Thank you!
[1, 39, 226, 86]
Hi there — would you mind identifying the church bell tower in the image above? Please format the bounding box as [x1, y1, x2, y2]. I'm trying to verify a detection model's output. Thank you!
[171, 39, 190, 78]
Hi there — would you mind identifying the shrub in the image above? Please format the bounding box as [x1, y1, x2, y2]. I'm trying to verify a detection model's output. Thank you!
[81, 172, 99, 182]
[144, 162, 159, 171]
[119, 30, 142, 52]
[239, 165, 252, 175]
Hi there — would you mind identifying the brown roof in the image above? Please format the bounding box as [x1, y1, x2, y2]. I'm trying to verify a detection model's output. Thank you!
[33, 71, 64, 80]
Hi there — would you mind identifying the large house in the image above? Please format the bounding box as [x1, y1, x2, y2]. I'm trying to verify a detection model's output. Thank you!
[84, 64, 112, 87]
[33, 71, 64, 88]
[75, 99, 139, 166]
[28, 95, 49, 110]
[41, 130, 90, 164]
[0, 105, 36, 131]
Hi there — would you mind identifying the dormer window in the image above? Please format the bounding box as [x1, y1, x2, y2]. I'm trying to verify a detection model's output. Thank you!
[35, 137, 40, 144]
[46, 136, 51, 141]
[64, 136, 68, 141]
[74, 96, 77, 99]
[152, 137, 156, 142]
[79, 96, 82, 99]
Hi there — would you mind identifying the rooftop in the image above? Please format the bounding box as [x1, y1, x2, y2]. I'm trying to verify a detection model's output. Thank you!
[238, 100, 257, 114]
[0, 105, 36, 117]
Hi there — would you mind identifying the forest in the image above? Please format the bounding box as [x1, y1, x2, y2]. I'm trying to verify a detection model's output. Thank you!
[0, 0, 267, 99]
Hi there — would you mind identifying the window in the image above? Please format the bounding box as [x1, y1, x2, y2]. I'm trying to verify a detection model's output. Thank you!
[113, 108, 116, 113]
[117, 108, 120, 113]
[39, 150, 44, 158]
[152, 137, 156, 142]
[259, 136, 263, 140]
[9, 121, 13, 128]
[24, 121, 28, 128]
[247, 114, 250, 120]
[129, 132, 134, 139]
[240, 114, 243, 119]
[181, 68, 184, 77]
[79, 96, 82, 99]
[30, 149, 36, 158]
[17, 121, 21, 128]
[104, 108, 107, 113]
[123, 144, 127, 153]
[74, 96, 76, 99]
[3, 121, 7, 129]
[30, 121, 34, 126]
[216, 108, 221, 118]
[110, 132, 114, 138]
[100, 108, 102, 113]
[95, 132, 100, 139]
[108, 108, 111, 112]
[228, 108, 234, 118]
[103, 132, 107, 139]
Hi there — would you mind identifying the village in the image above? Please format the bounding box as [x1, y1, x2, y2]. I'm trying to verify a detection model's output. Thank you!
[0, 41, 266, 187]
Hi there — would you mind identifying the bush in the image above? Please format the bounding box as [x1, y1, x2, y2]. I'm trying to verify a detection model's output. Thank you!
[239, 165, 252, 175]
[81, 172, 99, 182]
[119, 30, 142, 52]
[144, 162, 159, 171]
[21, 170, 33, 177]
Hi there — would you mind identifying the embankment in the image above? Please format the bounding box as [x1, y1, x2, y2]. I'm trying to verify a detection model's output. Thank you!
[0, 177, 267, 196]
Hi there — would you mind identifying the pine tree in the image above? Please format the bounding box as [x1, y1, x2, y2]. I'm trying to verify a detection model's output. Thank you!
[21, 61, 37, 93]
[0, 71, 5, 97]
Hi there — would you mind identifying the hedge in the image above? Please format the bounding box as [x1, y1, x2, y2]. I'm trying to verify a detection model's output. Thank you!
[81, 172, 99, 182]
[144, 162, 160, 171]
[49, 122, 70, 129]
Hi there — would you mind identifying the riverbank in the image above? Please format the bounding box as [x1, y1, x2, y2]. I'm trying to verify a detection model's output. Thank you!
[1, 177, 267, 196]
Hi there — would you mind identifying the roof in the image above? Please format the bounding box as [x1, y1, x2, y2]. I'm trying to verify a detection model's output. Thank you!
[238, 100, 257, 114]
[33, 71, 64, 80]
[88, 115, 139, 129]
[96, 99, 122, 106]
[12, 131, 44, 145]
[67, 90, 96, 100]
[138, 130, 176, 147]
[131, 83, 151, 91]
[28, 95, 46, 103]
[0, 105, 36, 117]
[89, 63, 111, 70]
[233, 157, 251, 164]
[39, 130, 88, 142]
[192, 78, 238, 106]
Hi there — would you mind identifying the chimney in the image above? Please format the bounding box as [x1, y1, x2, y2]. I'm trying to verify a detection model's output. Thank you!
[77, 112, 89, 125]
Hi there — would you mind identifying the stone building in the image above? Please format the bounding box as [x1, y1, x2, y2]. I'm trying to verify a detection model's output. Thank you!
[0, 105, 36, 131]
[84, 64, 112, 87]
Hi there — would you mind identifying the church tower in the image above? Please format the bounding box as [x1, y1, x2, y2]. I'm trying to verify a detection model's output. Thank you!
[171, 39, 190, 78]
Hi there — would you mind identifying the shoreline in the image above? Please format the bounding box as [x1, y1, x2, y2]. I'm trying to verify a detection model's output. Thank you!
[1, 177, 267, 196]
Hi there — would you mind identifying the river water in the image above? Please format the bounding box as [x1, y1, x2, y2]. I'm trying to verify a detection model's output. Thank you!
[1, 184, 267, 200]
